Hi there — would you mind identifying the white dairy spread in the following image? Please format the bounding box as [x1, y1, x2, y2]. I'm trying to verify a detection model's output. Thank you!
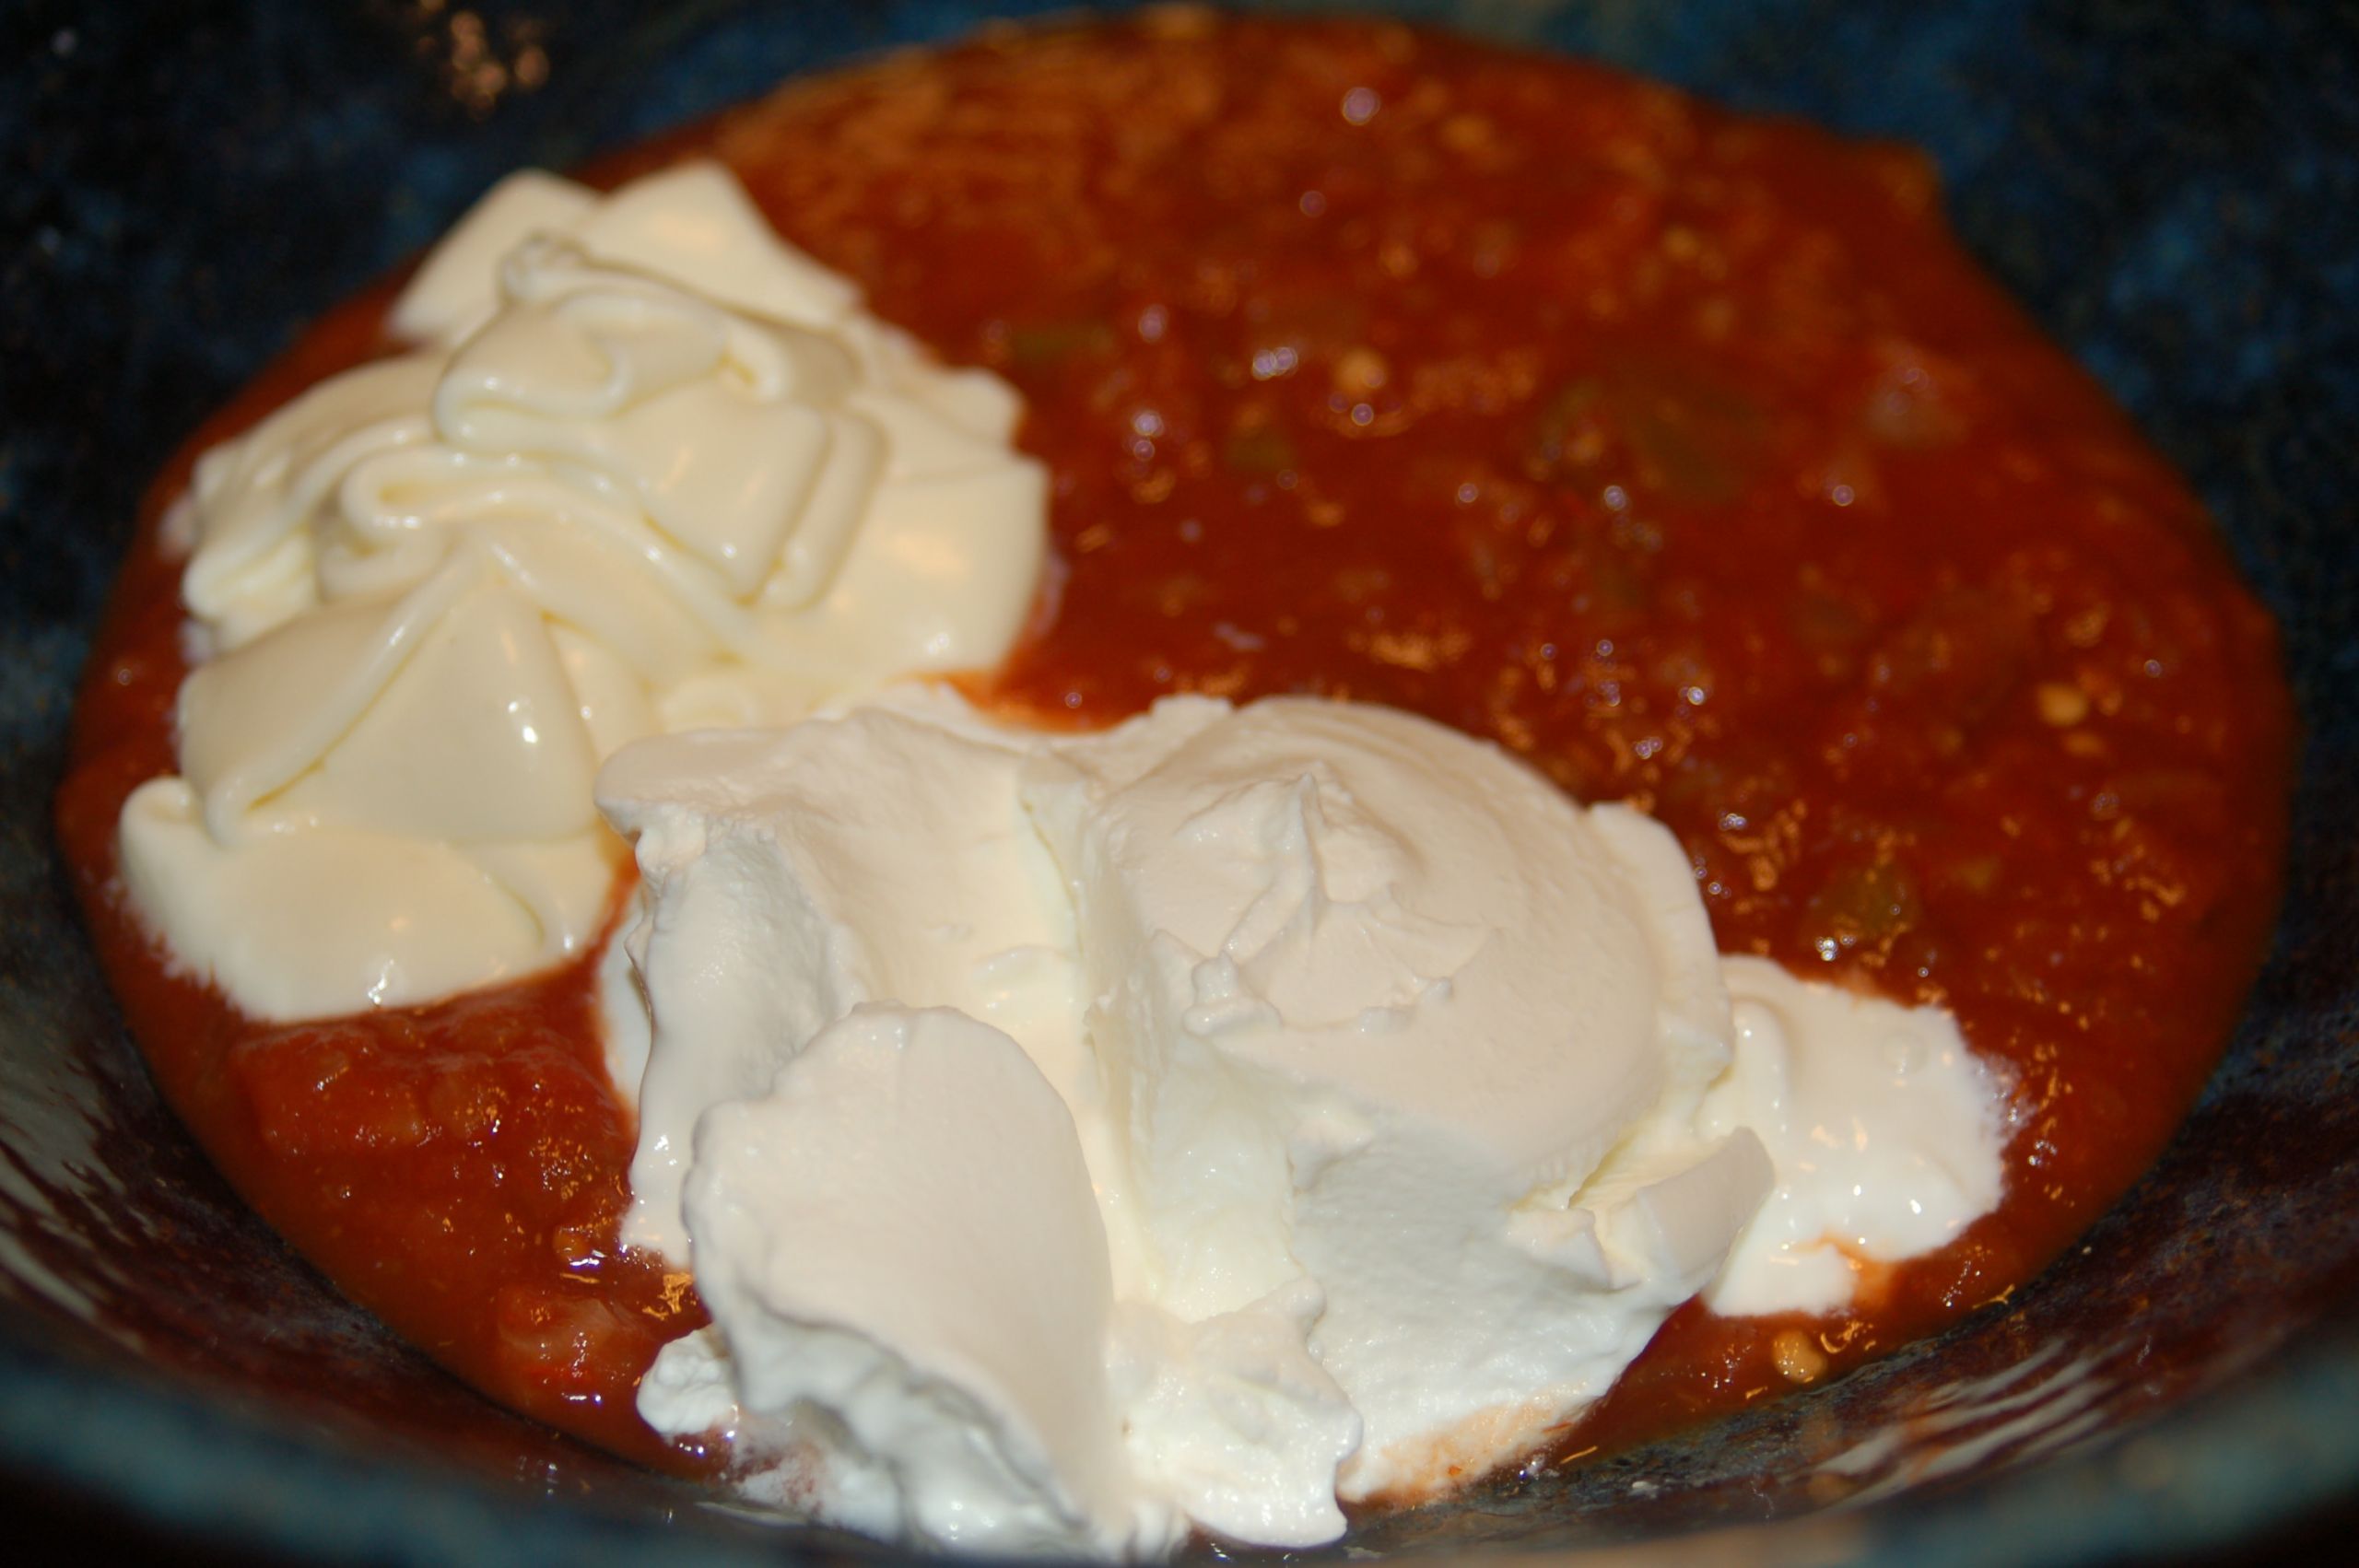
[1702, 955, 2009, 1316]
[117, 164, 1045, 1020]
[599, 689, 2013, 1556]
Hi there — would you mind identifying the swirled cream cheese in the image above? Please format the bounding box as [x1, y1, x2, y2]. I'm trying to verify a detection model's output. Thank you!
[598, 689, 2011, 1556]
[118, 164, 1045, 1020]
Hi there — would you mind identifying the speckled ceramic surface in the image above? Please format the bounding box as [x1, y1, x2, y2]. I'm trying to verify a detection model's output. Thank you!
[3, 3, 2353, 1562]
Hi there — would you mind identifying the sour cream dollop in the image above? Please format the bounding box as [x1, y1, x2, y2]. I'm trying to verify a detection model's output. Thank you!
[118, 165, 1045, 1020]
[598, 689, 2011, 1556]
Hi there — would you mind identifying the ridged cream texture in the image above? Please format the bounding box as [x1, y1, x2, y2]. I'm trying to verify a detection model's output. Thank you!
[118, 165, 1046, 1020]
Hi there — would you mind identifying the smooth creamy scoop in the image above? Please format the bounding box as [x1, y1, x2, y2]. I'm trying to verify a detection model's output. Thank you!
[598, 689, 2012, 1554]
[119, 164, 1045, 1019]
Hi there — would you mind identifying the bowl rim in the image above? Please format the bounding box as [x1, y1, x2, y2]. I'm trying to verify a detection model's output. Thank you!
[6, 1289, 2359, 1566]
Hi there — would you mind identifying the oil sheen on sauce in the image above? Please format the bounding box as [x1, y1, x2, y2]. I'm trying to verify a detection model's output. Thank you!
[60, 12, 2290, 1498]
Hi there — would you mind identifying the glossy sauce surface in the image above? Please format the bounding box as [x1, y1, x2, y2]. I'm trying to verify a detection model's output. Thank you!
[63, 12, 2289, 1501]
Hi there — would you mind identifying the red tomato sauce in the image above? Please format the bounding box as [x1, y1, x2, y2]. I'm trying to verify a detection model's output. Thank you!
[61, 11, 2290, 1503]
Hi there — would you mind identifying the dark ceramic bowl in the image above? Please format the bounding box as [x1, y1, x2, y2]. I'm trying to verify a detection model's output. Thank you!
[4, 3, 2354, 1562]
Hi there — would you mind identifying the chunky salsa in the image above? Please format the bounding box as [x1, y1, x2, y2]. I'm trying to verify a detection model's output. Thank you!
[60, 8, 2290, 1507]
